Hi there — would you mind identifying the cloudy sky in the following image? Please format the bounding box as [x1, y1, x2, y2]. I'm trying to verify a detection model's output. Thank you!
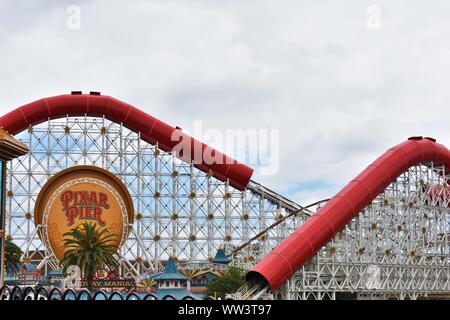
[1, 1, 450, 205]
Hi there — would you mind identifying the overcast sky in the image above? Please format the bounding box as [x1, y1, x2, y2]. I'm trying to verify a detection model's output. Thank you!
[1, 0, 450, 205]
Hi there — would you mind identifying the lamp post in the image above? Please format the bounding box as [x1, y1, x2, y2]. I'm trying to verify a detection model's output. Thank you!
[0, 127, 29, 288]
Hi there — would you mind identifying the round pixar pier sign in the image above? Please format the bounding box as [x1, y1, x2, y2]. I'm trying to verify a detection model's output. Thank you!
[34, 166, 134, 260]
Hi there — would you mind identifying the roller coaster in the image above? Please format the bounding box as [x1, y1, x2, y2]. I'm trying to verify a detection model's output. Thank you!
[1, 92, 450, 300]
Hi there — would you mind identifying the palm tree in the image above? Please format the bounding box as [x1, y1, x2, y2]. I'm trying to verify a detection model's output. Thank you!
[60, 222, 119, 292]
[4, 239, 23, 275]
[206, 266, 245, 299]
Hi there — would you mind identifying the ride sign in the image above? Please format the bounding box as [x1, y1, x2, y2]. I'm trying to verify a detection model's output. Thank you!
[60, 190, 110, 226]
[34, 166, 134, 260]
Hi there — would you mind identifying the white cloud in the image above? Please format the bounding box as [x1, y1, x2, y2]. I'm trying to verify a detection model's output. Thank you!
[1, 0, 450, 204]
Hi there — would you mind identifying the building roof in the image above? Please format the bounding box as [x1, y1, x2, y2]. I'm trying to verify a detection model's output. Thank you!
[212, 249, 231, 264]
[151, 257, 188, 281]
[21, 263, 38, 271]
[46, 269, 62, 276]
[4, 274, 18, 281]
[0, 127, 29, 160]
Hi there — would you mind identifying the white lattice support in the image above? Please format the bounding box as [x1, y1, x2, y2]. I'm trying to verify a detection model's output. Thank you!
[5, 116, 304, 278]
[288, 164, 450, 299]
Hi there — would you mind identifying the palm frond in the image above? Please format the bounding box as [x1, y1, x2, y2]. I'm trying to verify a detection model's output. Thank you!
[60, 222, 120, 276]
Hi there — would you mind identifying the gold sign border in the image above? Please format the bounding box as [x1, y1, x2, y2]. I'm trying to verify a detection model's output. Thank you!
[42, 177, 129, 260]
[34, 165, 135, 261]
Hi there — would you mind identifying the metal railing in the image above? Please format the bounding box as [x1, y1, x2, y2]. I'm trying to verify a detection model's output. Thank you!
[0, 286, 204, 301]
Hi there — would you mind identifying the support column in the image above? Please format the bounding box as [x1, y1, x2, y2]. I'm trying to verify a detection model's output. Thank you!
[0, 127, 30, 288]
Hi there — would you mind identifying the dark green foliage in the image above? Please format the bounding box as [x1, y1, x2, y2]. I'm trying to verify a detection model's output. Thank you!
[206, 266, 245, 299]
[335, 292, 357, 300]
[4, 239, 23, 275]
[60, 222, 119, 292]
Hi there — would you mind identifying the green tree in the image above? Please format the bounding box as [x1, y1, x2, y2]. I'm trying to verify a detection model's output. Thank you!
[206, 266, 245, 299]
[4, 239, 23, 275]
[60, 222, 119, 292]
